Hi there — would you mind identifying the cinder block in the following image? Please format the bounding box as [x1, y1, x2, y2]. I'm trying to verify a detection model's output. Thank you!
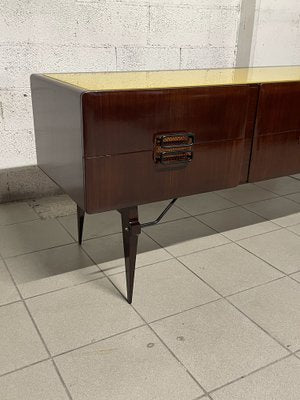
[150, 0, 240, 8]
[181, 46, 236, 69]
[149, 5, 210, 47]
[0, 0, 78, 45]
[0, 90, 33, 131]
[75, 3, 149, 46]
[209, 8, 240, 47]
[0, 44, 116, 88]
[7, 165, 62, 202]
[0, 130, 36, 169]
[117, 46, 180, 70]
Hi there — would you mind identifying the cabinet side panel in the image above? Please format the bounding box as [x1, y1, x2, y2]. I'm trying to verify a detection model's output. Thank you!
[31, 75, 85, 208]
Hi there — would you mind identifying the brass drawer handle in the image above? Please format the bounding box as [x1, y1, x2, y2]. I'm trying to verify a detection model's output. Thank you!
[157, 150, 193, 165]
[156, 133, 195, 148]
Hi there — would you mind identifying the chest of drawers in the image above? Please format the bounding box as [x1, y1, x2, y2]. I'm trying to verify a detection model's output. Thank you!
[31, 66, 300, 303]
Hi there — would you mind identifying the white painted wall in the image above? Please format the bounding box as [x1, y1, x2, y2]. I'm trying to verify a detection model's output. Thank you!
[251, 0, 300, 66]
[0, 0, 241, 173]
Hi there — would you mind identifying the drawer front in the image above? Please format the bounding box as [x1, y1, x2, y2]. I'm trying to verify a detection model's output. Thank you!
[85, 139, 244, 213]
[82, 85, 257, 157]
[249, 131, 300, 182]
[256, 82, 300, 136]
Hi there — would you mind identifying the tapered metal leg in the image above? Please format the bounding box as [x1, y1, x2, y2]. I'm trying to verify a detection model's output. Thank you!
[118, 206, 141, 304]
[77, 205, 85, 245]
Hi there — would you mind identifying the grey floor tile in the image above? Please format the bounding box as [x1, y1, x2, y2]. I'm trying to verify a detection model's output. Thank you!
[176, 192, 235, 216]
[0, 202, 39, 226]
[28, 194, 76, 219]
[197, 206, 278, 241]
[215, 183, 277, 205]
[244, 197, 300, 227]
[212, 356, 300, 400]
[152, 300, 287, 391]
[238, 229, 300, 274]
[110, 259, 219, 322]
[288, 223, 300, 236]
[139, 200, 189, 222]
[0, 360, 69, 400]
[255, 176, 300, 195]
[26, 279, 143, 355]
[285, 192, 300, 204]
[230, 278, 300, 351]
[291, 271, 300, 283]
[0, 258, 20, 305]
[0, 219, 74, 258]
[55, 326, 203, 400]
[6, 243, 102, 298]
[144, 217, 230, 257]
[179, 243, 283, 296]
[58, 211, 121, 241]
[82, 232, 172, 275]
[0, 302, 48, 375]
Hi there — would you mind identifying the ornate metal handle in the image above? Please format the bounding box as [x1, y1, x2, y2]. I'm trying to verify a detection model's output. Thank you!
[158, 150, 193, 165]
[154, 132, 195, 165]
[155, 132, 194, 148]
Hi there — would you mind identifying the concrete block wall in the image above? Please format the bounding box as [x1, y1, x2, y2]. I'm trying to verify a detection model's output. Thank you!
[0, 0, 242, 202]
[251, 0, 300, 66]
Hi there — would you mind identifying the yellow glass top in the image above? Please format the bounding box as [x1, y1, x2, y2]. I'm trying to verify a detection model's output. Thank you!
[45, 66, 300, 92]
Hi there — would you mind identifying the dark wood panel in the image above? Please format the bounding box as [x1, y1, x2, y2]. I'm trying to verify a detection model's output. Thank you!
[248, 131, 300, 182]
[85, 139, 245, 213]
[82, 85, 257, 157]
[256, 81, 300, 136]
[31, 75, 85, 208]
[240, 85, 259, 183]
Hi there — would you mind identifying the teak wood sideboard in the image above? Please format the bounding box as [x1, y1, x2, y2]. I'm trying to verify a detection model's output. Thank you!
[31, 66, 300, 303]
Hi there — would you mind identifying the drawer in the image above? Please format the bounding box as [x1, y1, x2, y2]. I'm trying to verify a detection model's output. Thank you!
[249, 131, 300, 182]
[256, 82, 300, 136]
[84, 139, 244, 213]
[82, 85, 257, 157]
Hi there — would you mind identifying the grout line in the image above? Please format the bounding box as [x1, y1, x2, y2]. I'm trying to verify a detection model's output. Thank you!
[52, 324, 146, 360]
[21, 274, 106, 301]
[0, 216, 40, 228]
[224, 276, 286, 299]
[0, 299, 22, 309]
[207, 353, 293, 396]
[288, 274, 300, 285]
[0, 357, 50, 380]
[2, 240, 77, 260]
[175, 202, 237, 217]
[233, 238, 289, 276]
[149, 297, 223, 325]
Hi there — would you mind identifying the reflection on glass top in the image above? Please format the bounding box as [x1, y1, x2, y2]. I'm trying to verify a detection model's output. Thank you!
[45, 66, 300, 92]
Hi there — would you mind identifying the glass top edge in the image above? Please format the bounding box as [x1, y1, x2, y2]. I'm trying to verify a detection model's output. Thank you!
[43, 66, 300, 92]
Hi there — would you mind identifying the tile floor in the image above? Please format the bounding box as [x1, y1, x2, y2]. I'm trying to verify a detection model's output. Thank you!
[0, 176, 300, 399]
